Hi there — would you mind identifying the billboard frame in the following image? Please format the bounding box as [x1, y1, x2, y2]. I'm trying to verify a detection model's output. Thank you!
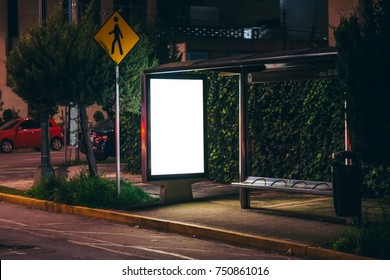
[141, 73, 208, 182]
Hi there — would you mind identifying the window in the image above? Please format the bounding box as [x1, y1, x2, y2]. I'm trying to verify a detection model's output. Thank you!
[187, 52, 208, 60]
[7, 0, 18, 53]
[19, 120, 40, 130]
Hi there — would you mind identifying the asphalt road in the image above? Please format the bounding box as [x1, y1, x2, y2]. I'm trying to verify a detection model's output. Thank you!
[0, 201, 300, 260]
[0, 149, 75, 167]
[0, 150, 301, 260]
[0, 149, 83, 190]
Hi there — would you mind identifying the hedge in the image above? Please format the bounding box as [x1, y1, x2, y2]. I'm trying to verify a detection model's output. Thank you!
[121, 73, 389, 198]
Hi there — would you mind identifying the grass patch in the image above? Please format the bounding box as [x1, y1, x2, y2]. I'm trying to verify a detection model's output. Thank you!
[26, 172, 158, 209]
[0, 186, 27, 196]
[332, 208, 390, 259]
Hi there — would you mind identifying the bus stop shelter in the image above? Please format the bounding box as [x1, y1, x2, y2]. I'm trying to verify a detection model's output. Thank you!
[141, 47, 338, 206]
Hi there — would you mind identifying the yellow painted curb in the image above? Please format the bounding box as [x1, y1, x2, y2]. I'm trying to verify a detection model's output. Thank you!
[167, 221, 308, 256]
[0, 193, 371, 260]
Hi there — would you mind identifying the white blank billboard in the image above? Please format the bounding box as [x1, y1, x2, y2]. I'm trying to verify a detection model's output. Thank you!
[147, 76, 207, 180]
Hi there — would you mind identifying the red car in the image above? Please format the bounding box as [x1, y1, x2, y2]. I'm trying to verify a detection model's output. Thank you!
[0, 117, 64, 153]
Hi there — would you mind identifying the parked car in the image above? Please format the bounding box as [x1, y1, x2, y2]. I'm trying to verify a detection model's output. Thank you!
[0, 117, 64, 153]
[79, 120, 115, 161]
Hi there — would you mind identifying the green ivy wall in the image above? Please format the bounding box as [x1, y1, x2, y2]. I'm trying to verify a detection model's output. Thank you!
[122, 73, 389, 198]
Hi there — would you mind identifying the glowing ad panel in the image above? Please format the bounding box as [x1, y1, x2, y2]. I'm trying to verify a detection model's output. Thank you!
[149, 77, 206, 178]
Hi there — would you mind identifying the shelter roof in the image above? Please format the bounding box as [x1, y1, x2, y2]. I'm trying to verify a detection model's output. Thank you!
[144, 47, 338, 82]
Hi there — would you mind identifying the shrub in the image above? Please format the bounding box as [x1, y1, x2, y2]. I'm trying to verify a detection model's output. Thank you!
[93, 110, 105, 123]
[332, 211, 390, 259]
[2, 108, 20, 122]
[362, 164, 390, 198]
[27, 172, 157, 209]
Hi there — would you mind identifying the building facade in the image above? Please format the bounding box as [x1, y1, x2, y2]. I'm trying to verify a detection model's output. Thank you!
[0, 0, 361, 120]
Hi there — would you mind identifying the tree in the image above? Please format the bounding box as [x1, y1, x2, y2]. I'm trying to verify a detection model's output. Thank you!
[2, 109, 20, 122]
[6, 10, 65, 121]
[99, 26, 158, 117]
[7, 2, 158, 177]
[6, 7, 71, 179]
[56, 4, 114, 177]
[334, 0, 390, 165]
[7, 3, 113, 177]
[63, 5, 158, 177]
[98, 24, 158, 171]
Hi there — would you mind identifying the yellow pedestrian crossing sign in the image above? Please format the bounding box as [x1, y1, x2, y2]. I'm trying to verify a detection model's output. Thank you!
[94, 11, 140, 65]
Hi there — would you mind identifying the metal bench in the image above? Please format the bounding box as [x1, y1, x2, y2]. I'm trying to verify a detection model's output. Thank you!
[232, 176, 333, 209]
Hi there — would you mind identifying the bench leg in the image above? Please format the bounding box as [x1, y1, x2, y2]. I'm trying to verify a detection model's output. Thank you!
[240, 188, 250, 209]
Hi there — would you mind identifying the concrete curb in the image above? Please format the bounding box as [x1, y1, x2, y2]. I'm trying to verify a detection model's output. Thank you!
[0, 193, 371, 260]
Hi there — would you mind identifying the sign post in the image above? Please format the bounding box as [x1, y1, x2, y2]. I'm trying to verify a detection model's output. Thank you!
[94, 11, 140, 194]
[115, 65, 120, 193]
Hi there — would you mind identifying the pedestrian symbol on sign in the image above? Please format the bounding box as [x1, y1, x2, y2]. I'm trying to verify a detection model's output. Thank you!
[109, 17, 123, 55]
[94, 11, 140, 65]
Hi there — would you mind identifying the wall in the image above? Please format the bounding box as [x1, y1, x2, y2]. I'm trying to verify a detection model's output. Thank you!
[205, 0, 280, 26]
[0, 0, 8, 88]
[280, 0, 328, 41]
[0, 0, 28, 118]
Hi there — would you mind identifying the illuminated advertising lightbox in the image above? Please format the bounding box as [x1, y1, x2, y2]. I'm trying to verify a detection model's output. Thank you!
[145, 75, 208, 181]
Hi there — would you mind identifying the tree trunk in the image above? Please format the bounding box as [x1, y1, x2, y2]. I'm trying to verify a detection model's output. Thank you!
[34, 119, 54, 184]
[80, 105, 98, 177]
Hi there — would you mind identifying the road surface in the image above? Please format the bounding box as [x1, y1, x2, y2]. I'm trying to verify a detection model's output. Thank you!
[0, 149, 82, 190]
[0, 201, 300, 260]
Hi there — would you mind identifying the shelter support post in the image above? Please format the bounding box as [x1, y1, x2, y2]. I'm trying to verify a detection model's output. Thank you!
[239, 68, 250, 209]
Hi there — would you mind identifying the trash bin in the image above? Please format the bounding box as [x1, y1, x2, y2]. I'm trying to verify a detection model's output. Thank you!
[331, 151, 361, 217]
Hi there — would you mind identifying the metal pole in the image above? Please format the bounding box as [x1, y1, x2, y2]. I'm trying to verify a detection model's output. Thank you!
[344, 92, 352, 165]
[68, 0, 79, 161]
[64, 106, 68, 162]
[282, 9, 286, 51]
[239, 69, 249, 182]
[39, 0, 46, 24]
[239, 68, 250, 209]
[115, 65, 121, 194]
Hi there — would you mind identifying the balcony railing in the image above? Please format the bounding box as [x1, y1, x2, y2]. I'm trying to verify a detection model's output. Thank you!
[157, 25, 275, 40]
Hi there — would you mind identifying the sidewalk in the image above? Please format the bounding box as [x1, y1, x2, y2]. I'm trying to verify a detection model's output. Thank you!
[0, 163, 372, 260]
